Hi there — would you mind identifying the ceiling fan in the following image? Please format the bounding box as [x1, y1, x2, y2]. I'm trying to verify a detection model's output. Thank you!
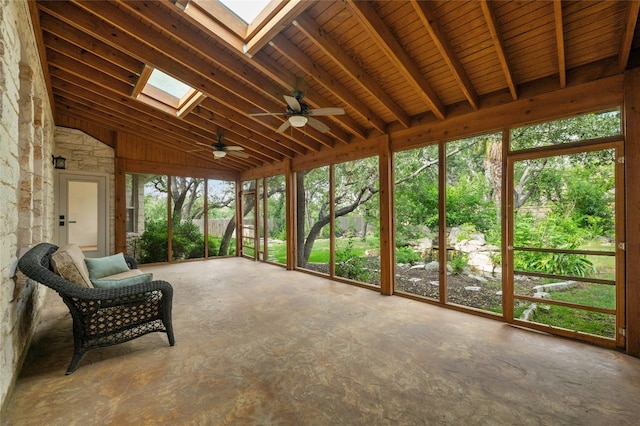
[210, 134, 248, 159]
[249, 91, 345, 133]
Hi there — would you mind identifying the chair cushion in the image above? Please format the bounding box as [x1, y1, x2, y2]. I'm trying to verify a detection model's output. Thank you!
[85, 253, 130, 281]
[51, 244, 93, 287]
[92, 269, 154, 289]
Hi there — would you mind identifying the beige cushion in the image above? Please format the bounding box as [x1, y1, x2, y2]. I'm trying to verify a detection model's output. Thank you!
[51, 244, 93, 288]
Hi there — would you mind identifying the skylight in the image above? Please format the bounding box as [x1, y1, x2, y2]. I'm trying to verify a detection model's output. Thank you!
[133, 66, 205, 118]
[218, 0, 271, 24]
[147, 69, 192, 99]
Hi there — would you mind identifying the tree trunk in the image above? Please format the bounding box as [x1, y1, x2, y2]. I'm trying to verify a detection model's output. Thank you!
[296, 171, 307, 267]
[218, 217, 236, 256]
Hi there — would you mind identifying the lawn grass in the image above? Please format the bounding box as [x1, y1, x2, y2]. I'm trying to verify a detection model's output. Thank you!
[267, 237, 380, 264]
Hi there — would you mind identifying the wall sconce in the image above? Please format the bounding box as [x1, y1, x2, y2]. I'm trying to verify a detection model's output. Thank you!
[52, 155, 66, 169]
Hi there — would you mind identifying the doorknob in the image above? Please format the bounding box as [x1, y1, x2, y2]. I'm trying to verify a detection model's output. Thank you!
[68, 220, 77, 224]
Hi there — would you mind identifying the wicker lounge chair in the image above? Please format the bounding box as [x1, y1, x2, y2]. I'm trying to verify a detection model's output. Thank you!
[18, 242, 175, 374]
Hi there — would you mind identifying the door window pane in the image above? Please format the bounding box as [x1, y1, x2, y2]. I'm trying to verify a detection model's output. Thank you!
[513, 148, 617, 339]
[68, 181, 98, 250]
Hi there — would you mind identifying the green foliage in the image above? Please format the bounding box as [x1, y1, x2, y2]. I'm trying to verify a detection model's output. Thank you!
[510, 109, 621, 151]
[448, 252, 468, 275]
[171, 221, 205, 260]
[564, 164, 615, 237]
[335, 238, 372, 282]
[395, 246, 420, 265]
[139, 220, 169, 263]
[514, 213, 595, 277]
[139, 220, 217, 263]
[446, 177, 497, 232]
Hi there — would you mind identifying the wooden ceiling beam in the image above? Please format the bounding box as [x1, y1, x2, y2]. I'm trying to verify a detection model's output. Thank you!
[56, 98, 249, 172]
[165, 2, 366, 143]
[269, 33, 388, 134]
[118, 1, 286, 117]
[143, 1, 365, 142]
[196, 99, 302, 158]
[47, 63, 279, 164]
[553, 0, 566, 88]
[54, 95, 246, 172]
[43, 34, 137, 87]
[52, 0, 328, 153]
[243, 0, 312, 57]
[618, 0, 640, 72]
[292, 15, 411, 128]
[41, 0, 328, 153]
[50, 74, 265, 168]
[480, 0, 518, 100]
[41, 14, 297, 160]
[174, 0, 245, 52]
[39, 13, 143, 74]
[188, 0, 247, 38]
[27, 0, 55, 117]
[345, 0, 446, 120]
[410, 0, 479, 111]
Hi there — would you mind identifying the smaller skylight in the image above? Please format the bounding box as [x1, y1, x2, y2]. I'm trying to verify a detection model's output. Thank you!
[147, 69, 192, 99]
[218, 0, 271, 24]
[133, 66, 205, 119]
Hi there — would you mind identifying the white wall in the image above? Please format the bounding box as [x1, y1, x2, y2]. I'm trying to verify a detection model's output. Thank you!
[0, 0, 56, 414]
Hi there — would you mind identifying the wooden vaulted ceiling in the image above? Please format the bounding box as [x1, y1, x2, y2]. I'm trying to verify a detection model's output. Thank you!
[31, 0, 640, 174]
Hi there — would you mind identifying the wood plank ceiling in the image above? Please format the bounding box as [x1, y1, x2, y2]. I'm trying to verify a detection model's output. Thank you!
[31, 0, 640, 174]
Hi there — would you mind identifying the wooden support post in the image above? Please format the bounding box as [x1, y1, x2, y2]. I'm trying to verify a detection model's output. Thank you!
[379, 135, 394, 295]
[114, 156, 126, 255]
[285, 159, 296, 270]
[625, 68, 640, 357]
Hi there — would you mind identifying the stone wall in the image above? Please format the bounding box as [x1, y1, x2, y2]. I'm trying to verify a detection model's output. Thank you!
[54, 127, 116, 254]
[0, 0, 56, 415]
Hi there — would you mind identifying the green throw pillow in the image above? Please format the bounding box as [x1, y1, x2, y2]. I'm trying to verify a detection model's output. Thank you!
[84, 253, 130, 280]
[92, 270, 153, 289]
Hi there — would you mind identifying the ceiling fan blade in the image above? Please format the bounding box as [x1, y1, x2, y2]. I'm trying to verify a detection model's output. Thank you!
[307, 117, 331, 133]
[308, 107, 345, 116]
[228, 150, 249, 158]
[248, 112, 285, 117]
[276, 120, 291, 133]
[284, 95, 301, 112]
[225, 145, 244, 151]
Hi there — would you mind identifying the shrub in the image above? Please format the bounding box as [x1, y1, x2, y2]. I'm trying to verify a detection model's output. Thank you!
[395, 246, 420, 265]
[139, 219, 211, 262]
[336, 238, 372, 282]
[139, 220, 169, 263]
[449, 252, 469, 275]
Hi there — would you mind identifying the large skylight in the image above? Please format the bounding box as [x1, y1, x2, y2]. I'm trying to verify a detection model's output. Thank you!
[218, 0, 271, 24]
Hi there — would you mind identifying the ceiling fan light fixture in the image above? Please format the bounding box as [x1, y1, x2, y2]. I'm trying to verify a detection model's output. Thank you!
[289, 115, 308, 127]
[213, 150, 226, 158]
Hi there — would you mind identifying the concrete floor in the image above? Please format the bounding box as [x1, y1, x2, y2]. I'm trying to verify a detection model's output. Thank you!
[4, 258, 640, 425]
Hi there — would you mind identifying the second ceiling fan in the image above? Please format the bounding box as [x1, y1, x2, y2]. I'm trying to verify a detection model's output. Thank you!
[249, 91, 344, 134]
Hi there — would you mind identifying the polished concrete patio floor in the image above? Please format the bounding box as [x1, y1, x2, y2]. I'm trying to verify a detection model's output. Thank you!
[4, 258, 640, 425]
